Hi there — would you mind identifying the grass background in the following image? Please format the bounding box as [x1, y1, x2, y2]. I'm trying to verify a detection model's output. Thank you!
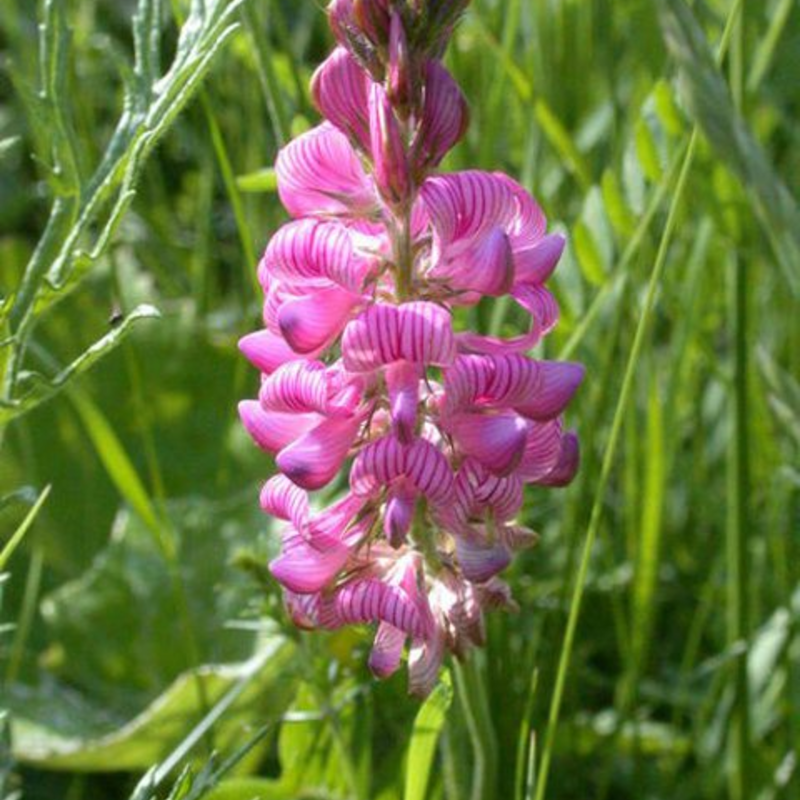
[1, 0, 798, 798]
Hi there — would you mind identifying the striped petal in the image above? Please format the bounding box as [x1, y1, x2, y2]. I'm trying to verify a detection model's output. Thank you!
[264, 219, 373, 293]
[369, 623, 407, 678]
[260, 476, 310, 531]
[277, 414, 363, 490]
[276, 123, 377, 218]
[311, 47, 370, 149]
[238, 401, 320, 453]
[278, 286, 361, 355]
[384, 488, 416, 547]
[369, 82, 411, 206]
[447, 411, 529, 476]
[260, 361, 329, 415]
[350, 435, 407, 497]
[455, 533, 512, 583]
[412, 60, 469, 173]
[408, 630, 445, 698]
[513, 361, 585, 421]
[405, 438, 454, 505]
[516, 419, 565, 482]
[342, 301, 456, 372]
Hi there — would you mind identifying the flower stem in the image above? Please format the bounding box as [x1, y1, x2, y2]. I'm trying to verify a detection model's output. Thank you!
[394, 204, 414, 302]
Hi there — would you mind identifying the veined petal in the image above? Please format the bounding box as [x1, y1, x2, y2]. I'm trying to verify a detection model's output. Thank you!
[399, 302, 457, 366]
[311, 47, 370, 149]
[283, 590, 322, 630]
[384, 488, 416, 547]
[278, 286, 361, 355]
[385, 360, 421, 443]
[342, 304, 401, 372]
[447, 411, 529, 476]
[305, 492, 367, 551]
[320, 578, 429, 638]
[369, 82, 411, 206]
[408, 630, 445, 698]
[412, 60, 469, 173]
[455, 533, 512, 583]
[514, 233, 566, 285]
[260, 476, 310, 529]
[238, 401, 320, 453]
[276, 123, 377, 218]
[277, 414, 363, 490]
[350, 435, 407, 496]
[405, 438, 454, 505]
[536, 430, 580, 487]
[264, 219, 373, 293]
[239, 330, 311, 375]
[270, 533, 350, 593]
[260, 361, 330, 415]
[369, 622, 407, 678]
[516, 419, 565, 482]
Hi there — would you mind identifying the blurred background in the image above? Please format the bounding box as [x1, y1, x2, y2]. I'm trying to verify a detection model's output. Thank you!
[0, 0, 798, 798]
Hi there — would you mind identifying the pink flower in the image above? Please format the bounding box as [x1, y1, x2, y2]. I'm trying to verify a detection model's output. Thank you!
[240, 0, 583, 696]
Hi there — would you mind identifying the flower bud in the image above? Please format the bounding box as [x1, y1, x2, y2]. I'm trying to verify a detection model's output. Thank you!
[387, 11, 413, 117]
[369, 83, 412, 208]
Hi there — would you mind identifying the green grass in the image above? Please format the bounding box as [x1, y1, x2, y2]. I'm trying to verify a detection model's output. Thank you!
[1, 0, 799, 798]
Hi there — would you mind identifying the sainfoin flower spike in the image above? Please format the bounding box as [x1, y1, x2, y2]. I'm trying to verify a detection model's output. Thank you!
[239, 0, 584, 696]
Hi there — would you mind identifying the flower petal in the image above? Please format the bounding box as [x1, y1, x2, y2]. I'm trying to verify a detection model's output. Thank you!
[514, 233, 566, 285]
[384, 488, 416, 547]
[516, 419, 565, 482]
[260, 475, 310, 529]
[350, 435, 407, 497]
[408, 630, 445, 698]
[369, 622, 407, 678]
[536, 430, 580, 487]
[513, 361, 585, 421]
[276, 123, 377, 218]
[277, 414, 363, 490]
[270, 533, 350, 594]
[385, 360, 421, 443]
[454, 533, 512, 583]
[412, 60, 469, 173]
[311, 47, 370, 149]
[405, 438, 455, 505]
[447, 411, 529, 476]
[369, 82, 411, 206]
[238, 401, 320, 453]
[238, 330, 310, 375]
[278, 286, 361, 354]
[260, 361, 330, 415]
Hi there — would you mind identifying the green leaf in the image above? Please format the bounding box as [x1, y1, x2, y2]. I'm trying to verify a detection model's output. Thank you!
[204, 778, 295, 800]
[10, 637, 296, 771]
[404, 670, 453, 800]
[0, 485, 51, 571]
[658, 0, 800, 295]
[572, 221, 607, 287]
[534, 100, 592, 191]
[2, 305, 160, 425]
[0, 137, 20, 161]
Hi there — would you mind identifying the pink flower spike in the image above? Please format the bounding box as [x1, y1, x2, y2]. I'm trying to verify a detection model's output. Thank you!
[369, 83, 411, 208]
[238, 401, 320, 453]
[311, 48, 370, 150]
[276, 123, 377, 218]
[277, 414, 364, 491]
[278, 286, 361, 355]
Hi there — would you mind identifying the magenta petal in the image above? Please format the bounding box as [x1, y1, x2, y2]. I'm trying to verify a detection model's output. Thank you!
[350, 435, 407, 497]
[514, 233, 566, 285]
[369, 82, 411, 206]
[342, 304, 402, 372]
[405, 438, 454, 506]
[437, 226, 514, 298]
[277, 415, 363, 491]
[311, 47, 370, 149]
[260, 361, 329, 415]
[305, 493, 367, 551]
[260, 475, 310, 529]
[455, 534, 513, 583]
[278, 286, 361, 355]
[514, 362, 585, 421]
[270, 534, 350, 593]
[276, 123, 377, 218]
[536, 431, 580, 487]
[408, 631, 445, 698]
[238, 401, 320, 453]
[369, 623, 407, 678]
[385, 360, 421, 443]
[264, 219, 371, 293]
[399, 302, 457, 366]
[448, 411, 529, 476]
[384, 488, 416, 547]
[238, 330, 308, 375]
[516, 419, 565, 482]
[412, 60, 469, 173]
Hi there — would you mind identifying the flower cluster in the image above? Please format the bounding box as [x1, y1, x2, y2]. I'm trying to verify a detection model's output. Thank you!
[239, 0, 583, 696]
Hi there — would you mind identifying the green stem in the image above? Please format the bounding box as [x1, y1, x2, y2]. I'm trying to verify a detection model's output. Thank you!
[454, 656, 497, 800]
[394, 206, 414, 302]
